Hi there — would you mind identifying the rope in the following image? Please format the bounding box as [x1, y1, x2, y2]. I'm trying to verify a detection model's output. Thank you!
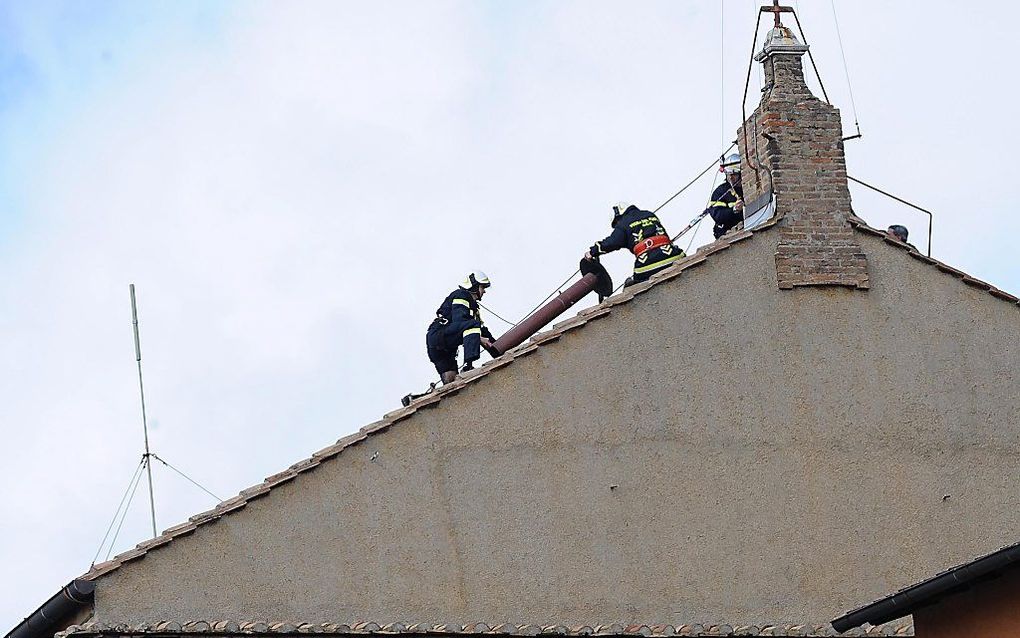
[91, 458, 145, 567]
[685, 216, 704, 254]
[514, 147, 736, 325]
[741, 8, 764, 177]
[515, 270, 581, 325]
[790, 10, 831, 104]
[105, 456, 148, 561]
[829, 0, 861, 135]
[478, 302, 518, 328]
[151, 453, 222, 502]
[651, 142, 735, 215]
[720, 0, 725, 154]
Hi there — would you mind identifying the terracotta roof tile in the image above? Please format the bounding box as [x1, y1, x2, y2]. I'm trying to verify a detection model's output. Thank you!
[261, 471, 298, 490]
[238, 484, 271, 500]
[989, 287, 1019, 303]
[83, 560, 119, 578]
[288, 458, 320, 474]
[960, 275, 992, 291]
[360, 419, 396, 436]
[134, 535, 173, 552]
[58, 622, 913, 638]
[187, 509, 220, 525]
[214, 624, 241, 633]
[935, 262, 966, 277]
[161, 521, 198, 536]
[905, 251, 937, 266]
[529, 331, 562, 346]
[214, 499, 247, 515]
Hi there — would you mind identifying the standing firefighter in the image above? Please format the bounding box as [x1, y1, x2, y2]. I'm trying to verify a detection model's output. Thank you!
[584, 202, 685, 286]
[426, 271, 497, 384]
[707, 153, 744, 239]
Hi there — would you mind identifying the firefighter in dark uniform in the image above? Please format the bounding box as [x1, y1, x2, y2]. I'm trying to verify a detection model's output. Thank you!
[583, 202, 685, 286]
[426, 271, 497, 384]
[707, 153, 744, 239]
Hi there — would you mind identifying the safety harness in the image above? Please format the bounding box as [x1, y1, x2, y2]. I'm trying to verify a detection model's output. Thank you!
[632, 234, 672, 257]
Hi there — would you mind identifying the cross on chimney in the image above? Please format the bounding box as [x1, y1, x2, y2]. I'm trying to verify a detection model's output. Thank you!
[762, 0, 795, 29]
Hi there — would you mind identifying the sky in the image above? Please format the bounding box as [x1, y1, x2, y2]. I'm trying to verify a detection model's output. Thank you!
[2, 0, 1018, 630]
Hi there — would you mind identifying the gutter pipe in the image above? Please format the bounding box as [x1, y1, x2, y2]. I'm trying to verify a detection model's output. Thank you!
[5, 580, 95, 638]
[831, 543, 1020, 631]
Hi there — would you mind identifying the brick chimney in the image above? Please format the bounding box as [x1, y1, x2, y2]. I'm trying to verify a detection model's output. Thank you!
[738, 22, 868, 290]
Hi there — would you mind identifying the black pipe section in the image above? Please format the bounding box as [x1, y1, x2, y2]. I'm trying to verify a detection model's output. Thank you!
[831, 542, 1020, 631]
[6, 580, 95, 638]
[491, 259, 612, 356]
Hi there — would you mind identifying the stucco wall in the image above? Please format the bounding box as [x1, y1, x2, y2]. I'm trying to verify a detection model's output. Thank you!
[93, 231, 1020, 626]
[916, 568, 1020, 638]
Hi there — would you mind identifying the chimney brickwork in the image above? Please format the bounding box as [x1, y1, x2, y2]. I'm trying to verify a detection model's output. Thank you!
[738, 27, 868, 290]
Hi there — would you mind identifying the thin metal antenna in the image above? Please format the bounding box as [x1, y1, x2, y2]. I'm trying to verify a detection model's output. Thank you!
[130, 284, 158, 538]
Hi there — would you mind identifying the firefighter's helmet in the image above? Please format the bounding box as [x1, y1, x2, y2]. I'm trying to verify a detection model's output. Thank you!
[611, 201, 637, 227]
[460, 271, 491, 291]
[720, 153, 741, 175]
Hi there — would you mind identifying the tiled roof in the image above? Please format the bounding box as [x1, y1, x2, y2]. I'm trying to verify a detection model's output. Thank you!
[58, 621, 913, 638]
[847, 216, 1020, 307]
[79, 214, 1018, 587]
[81, 224, 765, 582]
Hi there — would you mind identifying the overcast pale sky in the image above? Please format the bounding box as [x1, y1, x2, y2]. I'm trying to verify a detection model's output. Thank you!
[2, 0, 1018, 630]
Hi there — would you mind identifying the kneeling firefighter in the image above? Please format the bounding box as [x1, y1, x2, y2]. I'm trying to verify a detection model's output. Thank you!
[426, 271, 498, 384]
[584, 202, 685, 286]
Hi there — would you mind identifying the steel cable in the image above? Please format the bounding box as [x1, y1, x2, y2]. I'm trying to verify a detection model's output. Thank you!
[91, 457, 146, 566]
[104, 457, 148, 561]
[830, 0, 861, 135]
[151, 453, 222, 502]
[513, 146, 735, 325]
[477, 302, 518, 328]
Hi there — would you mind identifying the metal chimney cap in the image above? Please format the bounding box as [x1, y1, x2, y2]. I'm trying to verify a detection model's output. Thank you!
[754, 25, 809, 61]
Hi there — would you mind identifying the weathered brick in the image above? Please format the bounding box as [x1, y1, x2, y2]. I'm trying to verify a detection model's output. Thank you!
[737, 27, 868, 291]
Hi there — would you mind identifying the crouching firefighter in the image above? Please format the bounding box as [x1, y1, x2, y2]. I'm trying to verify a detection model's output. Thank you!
[426, 271, 498, 384]
[707, 153, 744, 239]
[584, 202, 685, 286]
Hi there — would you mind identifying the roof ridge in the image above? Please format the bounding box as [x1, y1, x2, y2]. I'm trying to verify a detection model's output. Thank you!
[59, 620, 914, 638]
[80, 227, 763, 582]
[848, 218, 1020, 307]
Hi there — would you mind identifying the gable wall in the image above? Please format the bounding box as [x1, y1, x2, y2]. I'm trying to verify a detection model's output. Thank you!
[94, 233, 1020, 626]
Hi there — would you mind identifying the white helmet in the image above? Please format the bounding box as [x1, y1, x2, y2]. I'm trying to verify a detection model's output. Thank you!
[611, 201, 636, 226]
[460, 270, 491, 291]
[720, 153, 741, 175]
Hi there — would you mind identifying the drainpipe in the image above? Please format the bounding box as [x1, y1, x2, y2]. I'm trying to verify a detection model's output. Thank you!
[5, 580, 95, 638]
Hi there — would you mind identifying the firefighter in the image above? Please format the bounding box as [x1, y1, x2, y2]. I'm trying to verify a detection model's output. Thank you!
[583, 202, 685, 286]
[707, 153, 744, 239]
[426, 271, 497, 384]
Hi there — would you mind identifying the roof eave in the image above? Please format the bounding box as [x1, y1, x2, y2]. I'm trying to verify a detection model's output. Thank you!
[5, 580, 95, 638]
[831, 541, 1020, 631]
